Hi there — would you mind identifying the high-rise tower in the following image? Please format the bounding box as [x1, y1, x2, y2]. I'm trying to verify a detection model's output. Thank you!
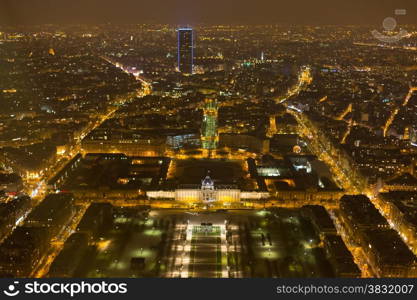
[177, 28, 194, 74]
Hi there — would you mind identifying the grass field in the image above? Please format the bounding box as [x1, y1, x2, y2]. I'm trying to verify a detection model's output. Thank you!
[189, 226, 223, 278]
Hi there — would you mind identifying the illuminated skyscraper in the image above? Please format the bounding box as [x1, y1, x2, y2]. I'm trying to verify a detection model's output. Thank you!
[201, 97, 218, 150]
[177, 28, 194, 74]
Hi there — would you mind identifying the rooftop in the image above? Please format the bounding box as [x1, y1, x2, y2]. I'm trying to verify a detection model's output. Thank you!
[363, 229, 417, 266]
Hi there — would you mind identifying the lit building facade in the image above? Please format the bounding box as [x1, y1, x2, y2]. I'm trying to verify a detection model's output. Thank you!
[174, 176, 241, 204]
[201, 97, 218, 150]
[81, 131, 166, 157]
[147, 175, 267, 204]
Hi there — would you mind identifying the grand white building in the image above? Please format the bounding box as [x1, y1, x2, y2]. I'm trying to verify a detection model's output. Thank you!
[147, 175, 268, 204]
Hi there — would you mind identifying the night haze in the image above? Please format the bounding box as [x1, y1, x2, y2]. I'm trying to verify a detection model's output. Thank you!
[0, 0, 416, 25]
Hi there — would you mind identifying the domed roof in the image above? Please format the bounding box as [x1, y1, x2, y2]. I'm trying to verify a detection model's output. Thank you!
[201, 175, 214, 187]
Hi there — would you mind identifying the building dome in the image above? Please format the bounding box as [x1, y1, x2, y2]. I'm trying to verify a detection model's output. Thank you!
[201, 175, 214, 189]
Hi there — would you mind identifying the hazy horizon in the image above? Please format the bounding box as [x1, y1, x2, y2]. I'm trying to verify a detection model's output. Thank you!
[0, 0, 416, 26]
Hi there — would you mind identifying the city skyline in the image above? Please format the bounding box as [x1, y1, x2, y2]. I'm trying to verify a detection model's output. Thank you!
[1, 11, 417, 282]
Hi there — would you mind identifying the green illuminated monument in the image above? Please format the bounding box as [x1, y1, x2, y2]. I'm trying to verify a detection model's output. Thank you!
[201, 97, 218, 150]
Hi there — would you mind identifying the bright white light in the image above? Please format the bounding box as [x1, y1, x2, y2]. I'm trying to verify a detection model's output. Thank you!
[15, 216, 24, 226]
[288, 105, 303, 113]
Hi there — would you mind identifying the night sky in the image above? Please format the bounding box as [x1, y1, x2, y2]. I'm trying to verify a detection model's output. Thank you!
[0, 0, 416, 25]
